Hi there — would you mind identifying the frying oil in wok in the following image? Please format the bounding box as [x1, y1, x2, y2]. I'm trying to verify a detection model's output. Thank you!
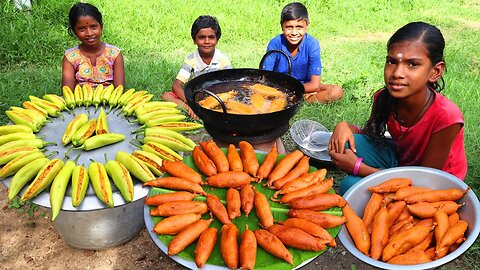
[197, 81, 298, 114]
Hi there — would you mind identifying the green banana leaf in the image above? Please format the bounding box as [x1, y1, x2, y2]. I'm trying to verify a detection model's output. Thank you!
[147, 150, 342, 270]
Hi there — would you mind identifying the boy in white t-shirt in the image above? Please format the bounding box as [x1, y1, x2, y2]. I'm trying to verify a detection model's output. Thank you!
[163, 15, 232, 119]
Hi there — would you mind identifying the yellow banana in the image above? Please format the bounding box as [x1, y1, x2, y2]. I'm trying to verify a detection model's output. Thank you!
[101, 84, 114, 105]
[143, 134, 193, 152]
[88, 162, 114, 208]
[105, 160, 134, 202]
[141, 141, 183, 162]
[96, 107, 109, 135]
[0, 132, 37, 146]
[0, 138, 52, 153]
[8, 157, 50, 200]
[5, 110, 42, 132]
[77, 133, 125, 151]
[62, 113, 89, 146]
[11, 107, 47, 125]
[93, 84, 104, 110]
[0, 150, 45, 179]
[43, 94, 67, 111]
[20, 158, 64, 201]
[132, 150, 164, 176]
[122, 94, 154, 116]
[135, 109, 183, 124]
[71, 118, 97, 147]
[0, 124, 33, 135]
[50, 160, 76, 221]
[108, 84, 124, 107]
[74, 84, 84, 106]
[82, 84, 94, 107]
[134, 104, 180, 117]
[139, 101, 178, 111]
[116, 88, 136, 108]
[116, 151, 155, 182]
[143, 127, 196, 149]
[71, 165, 89, 207]
[62, 85, 76, 109]
[29, 96, 61, 117]
[23, 101, 48, 116]
[151, 121, 204, 132]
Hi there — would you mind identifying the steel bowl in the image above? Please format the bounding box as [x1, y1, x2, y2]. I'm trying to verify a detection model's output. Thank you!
[338, 166, 480, 270]
[1, 106, 150, 250]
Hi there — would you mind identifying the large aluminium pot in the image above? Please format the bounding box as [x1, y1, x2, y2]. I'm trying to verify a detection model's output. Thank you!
[184, 50, 304, 142]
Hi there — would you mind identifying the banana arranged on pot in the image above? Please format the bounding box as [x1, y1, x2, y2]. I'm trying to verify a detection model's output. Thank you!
[88, 162, 114, 208]
[2, 85, 207, 215]
[96, 107, 109, 135]
[71, 164, 89, 207]
[62, 86, 76, 110]
[105, 160, 134, 202]
[116, 151, 156, 182]
[50, 160, 76, 220]
[20, 158, 64, 201]
[62, 113, 89, 146]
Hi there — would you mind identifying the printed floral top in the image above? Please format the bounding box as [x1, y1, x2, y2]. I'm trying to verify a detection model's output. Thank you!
[64, 43, 120, 87]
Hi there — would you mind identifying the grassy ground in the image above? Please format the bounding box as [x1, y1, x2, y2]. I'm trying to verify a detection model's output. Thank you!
[1, 0, 479, 268]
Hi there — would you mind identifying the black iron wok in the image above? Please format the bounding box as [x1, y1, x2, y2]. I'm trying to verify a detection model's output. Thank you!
[184, 50, 304, 141]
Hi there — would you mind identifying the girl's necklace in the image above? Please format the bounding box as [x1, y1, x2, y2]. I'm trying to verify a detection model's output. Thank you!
[396, 90, 433, 140]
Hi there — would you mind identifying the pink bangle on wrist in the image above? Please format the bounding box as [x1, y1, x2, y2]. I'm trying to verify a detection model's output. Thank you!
[353, 158, 363, 176]
[352, 125, 362, 134]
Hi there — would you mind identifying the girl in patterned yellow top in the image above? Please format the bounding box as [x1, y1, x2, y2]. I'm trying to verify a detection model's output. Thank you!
[62, 2, 125, 90]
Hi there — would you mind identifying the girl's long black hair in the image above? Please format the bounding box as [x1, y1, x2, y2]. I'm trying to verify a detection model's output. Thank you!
[362, 22, 446, 141]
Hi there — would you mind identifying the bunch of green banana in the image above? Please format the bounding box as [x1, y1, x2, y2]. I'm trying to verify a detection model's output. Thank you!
[147, 121, 204, 132]
[20, 158, 64, 201]
[5, 110, 43, 132]
[0, 150, 45, 179]
[43, 94, 68, 111]
[50, 160, 76, 220]
[8, 157, 50, 200]
[74, 85, 84, 106]
[62, 113, 89, 146]
[105, 160, 134, 202]
[0, 125, 33, 135]
[122, 94, 154, 116]
[88, 162, 114, 208]
[141, 141, 183, 162]
[108, 85, 124, 108]
[82, 84, 94, 107]
[93, 84, 104, 110]
[62, 86, 76, 109]
[101, 84, 115, 105]
[22, 101, 49, 117]
[116, 151, 155, 182]
[29, 96, 62, 117]
[132, 150, 164, 176]
[71, 118, 97, 147]
[96, 107, 109, 135]
[71, 164, 89, 207]
[76, 133, 125, 151]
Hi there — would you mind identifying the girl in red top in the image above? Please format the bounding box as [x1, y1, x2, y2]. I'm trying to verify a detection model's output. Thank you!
[329, 22, 467, 195]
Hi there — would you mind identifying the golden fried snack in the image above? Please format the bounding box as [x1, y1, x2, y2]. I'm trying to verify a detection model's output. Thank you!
[198, 90, 237, 109]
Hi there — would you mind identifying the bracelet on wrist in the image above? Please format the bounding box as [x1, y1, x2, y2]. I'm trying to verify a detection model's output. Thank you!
[353, 157, 363, 176]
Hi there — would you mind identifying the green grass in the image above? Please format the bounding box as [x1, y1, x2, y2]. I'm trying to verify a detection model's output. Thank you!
[1, 0, 480, 268]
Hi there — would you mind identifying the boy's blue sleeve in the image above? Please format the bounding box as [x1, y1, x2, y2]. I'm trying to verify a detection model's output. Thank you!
[308, 38, 322, 76]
